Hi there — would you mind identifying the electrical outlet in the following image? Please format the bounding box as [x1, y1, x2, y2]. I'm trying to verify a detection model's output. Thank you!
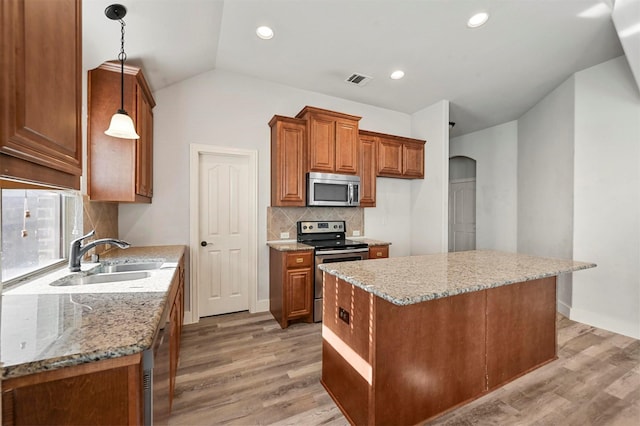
[280, 232, 290, 239]
[353, 230, 361, 237]
[338, 307, 350, 324]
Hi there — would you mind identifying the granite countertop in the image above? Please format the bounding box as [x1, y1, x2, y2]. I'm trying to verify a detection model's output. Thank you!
[319, 250, 596, 306]
[1, 245, 185, 379]
[351, 238, 391, 246]
[267, 241, 314, 252]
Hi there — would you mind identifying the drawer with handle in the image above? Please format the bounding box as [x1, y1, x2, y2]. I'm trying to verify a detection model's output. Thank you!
[369, 245, 389, 259]
[286, 251, 312, 268]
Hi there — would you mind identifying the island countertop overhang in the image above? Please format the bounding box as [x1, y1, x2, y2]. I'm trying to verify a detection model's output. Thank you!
[318, 250, 596, 306]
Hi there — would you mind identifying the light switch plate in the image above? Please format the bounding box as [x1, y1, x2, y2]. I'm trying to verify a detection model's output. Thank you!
[353, 230, 361, 236]
[280, 232, 290, 239]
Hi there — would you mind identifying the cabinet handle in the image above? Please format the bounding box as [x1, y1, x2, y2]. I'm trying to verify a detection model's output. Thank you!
[377, 252, 382, 257]
[296, 258, 303, 263]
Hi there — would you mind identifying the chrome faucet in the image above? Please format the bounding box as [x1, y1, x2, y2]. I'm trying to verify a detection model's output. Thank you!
[68, 230, 131, 272]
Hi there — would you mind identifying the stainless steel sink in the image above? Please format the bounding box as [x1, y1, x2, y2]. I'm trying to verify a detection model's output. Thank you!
[95, 262, 164, 273]
[50, 271, 151, 286]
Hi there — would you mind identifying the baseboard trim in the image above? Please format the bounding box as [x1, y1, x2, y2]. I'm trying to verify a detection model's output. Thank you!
[253, 298, 270, 313]
[557, 300, 571, 318]
[568, 306, 639, 340]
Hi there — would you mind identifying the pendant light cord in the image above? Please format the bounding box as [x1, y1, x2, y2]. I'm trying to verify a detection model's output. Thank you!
[118, 18, 127, 114]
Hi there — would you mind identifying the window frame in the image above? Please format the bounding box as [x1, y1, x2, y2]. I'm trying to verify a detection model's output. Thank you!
[0, 180, 81, 290]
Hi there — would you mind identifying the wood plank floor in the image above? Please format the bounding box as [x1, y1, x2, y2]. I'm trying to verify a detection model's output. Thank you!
[169, 312, 639, 425]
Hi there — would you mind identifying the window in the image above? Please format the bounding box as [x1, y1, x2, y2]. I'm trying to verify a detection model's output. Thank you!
[1, 189, 81, 284]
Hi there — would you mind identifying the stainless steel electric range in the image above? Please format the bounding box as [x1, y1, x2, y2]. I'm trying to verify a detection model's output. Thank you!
[297, 220, 369, 322]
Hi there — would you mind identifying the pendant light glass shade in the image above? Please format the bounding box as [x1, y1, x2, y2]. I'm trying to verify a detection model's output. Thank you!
[104, 4, 139, 140]
[105, 111, 140, 139]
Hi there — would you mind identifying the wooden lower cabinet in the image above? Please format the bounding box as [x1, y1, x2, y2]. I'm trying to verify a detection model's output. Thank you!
[269, 248, 314, 328]
[1, 257, 185, 425]
[1, 355, 144, 425]
[368, 245, 389, 259]
[321, 274, 557, 425]
[169, 262, 185, 409]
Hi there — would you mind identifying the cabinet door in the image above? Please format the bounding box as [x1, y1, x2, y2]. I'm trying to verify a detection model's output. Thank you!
[359, 134, 377, 207]
[377, 138, 403, 177]
[0, 0, 82, 189]
[369, 245, 389, 259]
[270, 116, 306, 206]
[403, 142, 424, 178]
[285, 268, 312, 318]
[2, 356, 143, 425]
[88, 63, 154, 203]
[308, 115, 336, 172]
[335, 119, 359, 174]
[169, 286, 180, 406]
[136, 87, 154, 198]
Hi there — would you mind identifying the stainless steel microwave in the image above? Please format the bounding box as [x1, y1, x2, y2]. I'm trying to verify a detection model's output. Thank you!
[307, 172, 360, 207]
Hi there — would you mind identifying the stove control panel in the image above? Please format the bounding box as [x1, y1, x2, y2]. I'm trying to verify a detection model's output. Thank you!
[298, 220, 345, 235]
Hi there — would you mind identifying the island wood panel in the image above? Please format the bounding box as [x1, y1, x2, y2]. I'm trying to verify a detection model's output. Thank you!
[485, 276, 557, 389]
[322, 273, 371, 360]
[321, 342, 370, 426]
[373, 291, 487, 426]
[321, 275, 560, 425]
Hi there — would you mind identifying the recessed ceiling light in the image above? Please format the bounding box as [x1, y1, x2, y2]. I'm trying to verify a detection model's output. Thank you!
[467, 12, 489, 28]
[390, 70, 405, 80]
[256, 26, 274, 40]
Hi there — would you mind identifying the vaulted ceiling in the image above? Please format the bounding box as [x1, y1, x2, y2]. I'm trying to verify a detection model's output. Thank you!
[83, 0, 626, 136]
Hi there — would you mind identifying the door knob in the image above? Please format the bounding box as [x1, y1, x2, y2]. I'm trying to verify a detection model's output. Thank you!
[201, 241, 213, 247]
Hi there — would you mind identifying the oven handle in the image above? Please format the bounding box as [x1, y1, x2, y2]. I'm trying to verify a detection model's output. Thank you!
[315, 247, 369, 255]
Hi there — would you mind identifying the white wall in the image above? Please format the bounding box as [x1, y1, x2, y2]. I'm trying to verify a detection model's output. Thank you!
[409, 101, 450, 254]
[118, 69, 412, 311]
[612, 0, 640, 91]
[363, 178, 412, 257]
[449, 121, 518, 252]
[517, 76, 576, 313]
[572, 56, 640, 339]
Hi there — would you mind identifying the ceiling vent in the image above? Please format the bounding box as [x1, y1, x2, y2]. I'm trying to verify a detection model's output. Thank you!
[345, 73, 373, 86]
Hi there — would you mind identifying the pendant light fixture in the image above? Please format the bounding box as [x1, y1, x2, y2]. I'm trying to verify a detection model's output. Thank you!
[104, 4, 139, 139]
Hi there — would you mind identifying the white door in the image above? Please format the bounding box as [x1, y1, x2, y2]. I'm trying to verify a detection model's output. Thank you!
[448, 179, 476, 252]
[198, 153, 250, 316]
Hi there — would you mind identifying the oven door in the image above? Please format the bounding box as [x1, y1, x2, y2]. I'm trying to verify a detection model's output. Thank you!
[314, 248, 369, 322]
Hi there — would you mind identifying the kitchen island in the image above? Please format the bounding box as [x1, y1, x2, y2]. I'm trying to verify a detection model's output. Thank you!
[318, 250, 595, 425]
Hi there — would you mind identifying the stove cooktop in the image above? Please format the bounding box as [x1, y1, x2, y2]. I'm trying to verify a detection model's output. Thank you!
[296, 220, 368, 251]
[303, 238, 368, 250]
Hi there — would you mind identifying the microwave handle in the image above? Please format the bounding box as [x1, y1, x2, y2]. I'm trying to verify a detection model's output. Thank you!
[348, 184, 354, 205]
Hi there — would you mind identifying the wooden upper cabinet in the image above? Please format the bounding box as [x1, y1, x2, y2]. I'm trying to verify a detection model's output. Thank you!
[377, 137, 403, 177]
[296, 106, 361, 175]
[374, 132, 426, 179]
[0, 0, 82, 189]
[269, 116, 306, 206]
[358, 132, 378, 207]
[402, 140, 425, 178]
[88, 62, 155, 203]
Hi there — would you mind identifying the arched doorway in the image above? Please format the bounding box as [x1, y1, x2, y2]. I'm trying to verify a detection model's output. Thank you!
[449, 156, 477, 252]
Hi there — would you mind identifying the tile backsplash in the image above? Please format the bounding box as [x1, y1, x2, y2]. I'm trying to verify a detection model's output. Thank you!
[82, 195, 119, 257]
[267, 207, 364, 241]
